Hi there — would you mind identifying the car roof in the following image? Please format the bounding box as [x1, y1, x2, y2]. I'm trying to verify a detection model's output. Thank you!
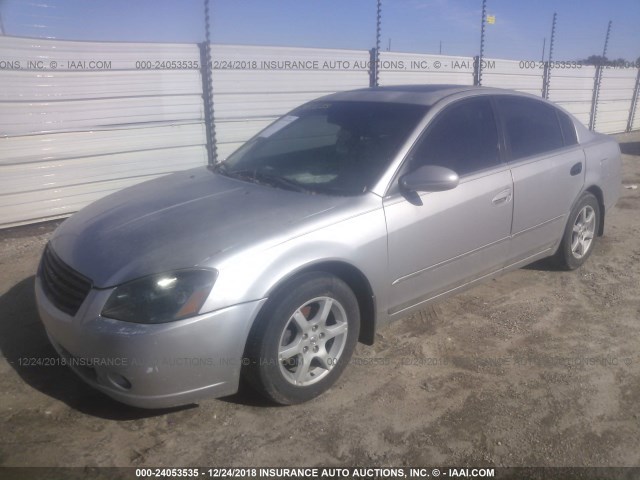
[313, 84, 593, 144]
[320, 84, 525, 106]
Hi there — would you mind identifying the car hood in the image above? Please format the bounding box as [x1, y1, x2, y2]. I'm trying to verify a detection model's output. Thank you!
[50, 167, 355, 288]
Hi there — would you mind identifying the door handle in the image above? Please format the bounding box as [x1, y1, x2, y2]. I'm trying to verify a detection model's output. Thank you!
[492, 189, 512, 205]
[570, 162, 583, 176]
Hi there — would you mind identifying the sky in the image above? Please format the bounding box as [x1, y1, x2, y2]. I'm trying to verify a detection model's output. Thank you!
[0, 0, 638, 62]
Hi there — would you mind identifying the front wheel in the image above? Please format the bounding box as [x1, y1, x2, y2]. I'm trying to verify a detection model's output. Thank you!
[243, 272, 360, 405]
[554, 192, 601, 270]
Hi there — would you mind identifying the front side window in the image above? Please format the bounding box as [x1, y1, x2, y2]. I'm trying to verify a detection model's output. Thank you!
[496, 96, 564, 159]
[219, 101, 428, 195]
[407, 97, 501, 176]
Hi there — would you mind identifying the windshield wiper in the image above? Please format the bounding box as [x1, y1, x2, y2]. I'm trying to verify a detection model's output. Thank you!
[210, 162, 229, 175]
[224, 169, 310, 193]
[256, 172, 311, 193]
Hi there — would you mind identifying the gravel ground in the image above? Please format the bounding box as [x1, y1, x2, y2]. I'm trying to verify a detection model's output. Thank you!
[0, 131, 639, 470]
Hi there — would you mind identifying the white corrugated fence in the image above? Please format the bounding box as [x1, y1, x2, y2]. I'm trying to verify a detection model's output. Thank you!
[1, 35, 639, 228]
[0, 36, 207, 228]
[209, 44, 370, 159]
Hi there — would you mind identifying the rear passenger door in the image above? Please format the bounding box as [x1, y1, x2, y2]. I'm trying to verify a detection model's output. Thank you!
[495, 96, 585, 264]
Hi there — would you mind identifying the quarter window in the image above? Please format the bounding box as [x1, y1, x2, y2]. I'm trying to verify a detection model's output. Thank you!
[558, 110, 578, 146]
[497, 96, 564, 159]
[409, 97, 500, 176]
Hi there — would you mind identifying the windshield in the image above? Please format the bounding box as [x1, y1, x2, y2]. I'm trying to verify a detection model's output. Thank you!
[217, 101, 428, 195]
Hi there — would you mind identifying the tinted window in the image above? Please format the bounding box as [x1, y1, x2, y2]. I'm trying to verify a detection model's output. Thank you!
[223, 101, 427, 195]
[409, 97, 500, 176]
[558, 110, 578, 146]
[497, 96, 564, 159]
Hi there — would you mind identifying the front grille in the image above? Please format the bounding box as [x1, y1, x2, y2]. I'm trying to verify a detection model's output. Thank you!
[40, 244, 92, 316]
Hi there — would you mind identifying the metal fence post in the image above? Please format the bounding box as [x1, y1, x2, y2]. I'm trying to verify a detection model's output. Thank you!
[626, 68, 640, 132]
[199, 43, 217, 165]
[589, 21, 612, 131]
[602, 20, 612, 58]
[542, 12, 556, 99]
[542, 62, 550, 98]
[477, 0, 487, 86]
[371, 0, 381, 87]
[473, 56, 480, 86]
[589, 64, 603, 131]
[369, 48, 378, 87]
[202, 0, 218, 165]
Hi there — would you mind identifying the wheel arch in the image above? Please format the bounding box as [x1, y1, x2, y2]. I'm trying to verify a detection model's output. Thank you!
[262, 260, 377, 346]
[584, 184, 605, 236]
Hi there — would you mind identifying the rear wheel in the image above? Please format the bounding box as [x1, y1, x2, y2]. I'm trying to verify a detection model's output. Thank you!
[243, 272, 360, 404]
[554, 192, 600, 270]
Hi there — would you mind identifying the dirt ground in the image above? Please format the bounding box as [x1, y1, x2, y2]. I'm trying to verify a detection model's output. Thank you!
[1, 131, 639, 470]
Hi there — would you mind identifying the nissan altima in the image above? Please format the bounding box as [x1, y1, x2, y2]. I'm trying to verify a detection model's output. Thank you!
[35, 85, 622, 408]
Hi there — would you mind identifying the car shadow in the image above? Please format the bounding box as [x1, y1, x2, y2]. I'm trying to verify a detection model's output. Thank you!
[218, 378, 281, 408]
[619, 141, 640, 156]
[521, 257, 566, 272]
[0, 276, 194, 420]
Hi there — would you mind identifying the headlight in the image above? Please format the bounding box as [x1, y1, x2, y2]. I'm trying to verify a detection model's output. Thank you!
[102, 269, 218, 324]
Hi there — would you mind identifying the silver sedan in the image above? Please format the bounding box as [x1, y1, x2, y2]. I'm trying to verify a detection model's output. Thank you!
[35, 85, 622, 408]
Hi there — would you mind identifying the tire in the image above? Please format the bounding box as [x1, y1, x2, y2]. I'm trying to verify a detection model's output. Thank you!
[553, 192, 601, 270]
[243, 272, 360, 405]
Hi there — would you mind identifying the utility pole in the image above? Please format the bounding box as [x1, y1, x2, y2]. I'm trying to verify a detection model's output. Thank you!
[541, 37, 546, 63]
[439, 40, 442, 55]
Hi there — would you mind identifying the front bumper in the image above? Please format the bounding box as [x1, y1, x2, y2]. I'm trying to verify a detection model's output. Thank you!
[35, 276, 266, 409]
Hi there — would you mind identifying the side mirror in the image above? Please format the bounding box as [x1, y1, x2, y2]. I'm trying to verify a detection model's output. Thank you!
[399, 165, 459, 193]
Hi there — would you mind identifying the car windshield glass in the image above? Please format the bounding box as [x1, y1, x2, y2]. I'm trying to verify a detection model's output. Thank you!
[218, 101, 428, 195]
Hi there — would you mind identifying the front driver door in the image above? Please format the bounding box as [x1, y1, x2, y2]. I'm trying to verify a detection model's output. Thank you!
[383, 96, 513, 318]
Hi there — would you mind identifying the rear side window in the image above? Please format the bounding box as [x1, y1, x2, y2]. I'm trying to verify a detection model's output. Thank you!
[497, 96, 564, 160]
[409, 97, 500, 176]
[558, 110, 578, 146]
